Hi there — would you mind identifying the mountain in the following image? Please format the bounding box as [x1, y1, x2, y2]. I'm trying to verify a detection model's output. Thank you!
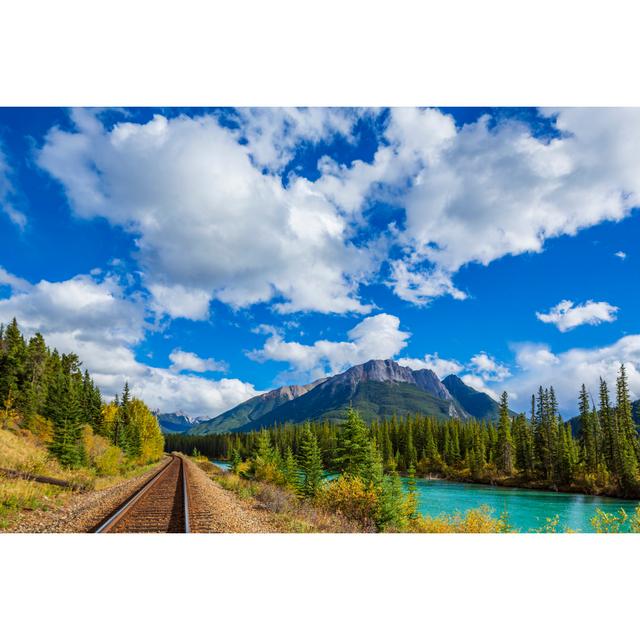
[441, 374, 503, 421]
[155, 411, 211, 434]
[188, 379, 326, 435]
[191, 359, 473, 435]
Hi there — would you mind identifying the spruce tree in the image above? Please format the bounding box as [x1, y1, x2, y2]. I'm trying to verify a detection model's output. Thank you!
[335, 407, 371, 476]
[299, 426, 323, 498]
[496, 392, 514, 475]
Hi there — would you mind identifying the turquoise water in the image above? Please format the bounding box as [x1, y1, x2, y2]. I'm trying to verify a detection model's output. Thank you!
[211, 460, 638, 532]
[409, 477, 638, 532]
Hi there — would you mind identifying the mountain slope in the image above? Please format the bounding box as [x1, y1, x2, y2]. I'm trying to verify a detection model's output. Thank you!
[189, 379, 325, 435]
[235, 360, 468, 432]
[187, 360, 504, 435]
[240, 379, 460, 431]
[442, 374, 503, 421]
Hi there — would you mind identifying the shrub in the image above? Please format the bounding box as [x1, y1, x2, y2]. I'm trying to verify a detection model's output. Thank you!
[255, 484, 296, 513]
[409, 506, 512, 533]
[318, 476, 379, 529]
[94, 445, 124, 476]
[591, 508, 629, 533]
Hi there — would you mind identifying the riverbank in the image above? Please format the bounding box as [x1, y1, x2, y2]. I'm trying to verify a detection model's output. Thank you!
[414, 467, 639, 501]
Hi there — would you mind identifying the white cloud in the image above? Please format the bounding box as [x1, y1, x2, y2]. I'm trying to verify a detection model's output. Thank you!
[169, 349, 227, 373]
[313, 108, 640, 305]
[536, 299, 619, 332]
[388, 260, 467, 306]
[237, 107, 359, 171]
[36, 108, 640, 313]
[397, 352, 463, 378]
[393, 109, 640, 303]
[248, 313, 410, 379]
[0, 144, 27, 231]
[0, 269, 257, 416]
[504, 337, 640, 415]
[0, 266, 31, 292]
[468, 352, 511, 381]
[38, 109, 374, 319]
[615, 251, 627, 260]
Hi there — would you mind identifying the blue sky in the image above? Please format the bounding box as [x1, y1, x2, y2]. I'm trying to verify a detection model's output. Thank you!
[1, 107, 639, 417]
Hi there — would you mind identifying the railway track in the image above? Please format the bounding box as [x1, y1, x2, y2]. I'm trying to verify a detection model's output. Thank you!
[93, 454, 191, 533]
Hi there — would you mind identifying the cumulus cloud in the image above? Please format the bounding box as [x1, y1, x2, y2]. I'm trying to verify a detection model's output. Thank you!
[503, 337, 640, 414]
[36, 108, 640, 313]
[397, 352, 463, 378]
[615, 251, 627, 260]
[237, 107, 359, 171]
[392, 109, 640, 303]
[248, 313, 410, 379]
[0, 268, 257, 416]
[314, 107, 640, 305]
[38, 109, 374, 319]
[469, 352, 511, 381]
[536, 299, 619, 332]
[0, 266, 31, 292]
[168, 349, 227, 373]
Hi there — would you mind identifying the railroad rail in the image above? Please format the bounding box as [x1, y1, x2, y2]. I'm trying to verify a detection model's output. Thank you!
[93, 454, 191, 533]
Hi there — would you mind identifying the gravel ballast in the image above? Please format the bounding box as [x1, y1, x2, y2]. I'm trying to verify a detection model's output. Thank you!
[184, 456, 282, 533]
[3, 460, 169, 533]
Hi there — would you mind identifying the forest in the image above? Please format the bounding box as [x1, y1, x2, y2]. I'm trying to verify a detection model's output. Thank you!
[0, 318, 164, 471]
[167, 364, 640, 500]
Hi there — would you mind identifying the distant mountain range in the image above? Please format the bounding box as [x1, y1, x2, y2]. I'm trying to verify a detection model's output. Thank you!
[154, 410, 212, 434]
[169, 359, 503, 436]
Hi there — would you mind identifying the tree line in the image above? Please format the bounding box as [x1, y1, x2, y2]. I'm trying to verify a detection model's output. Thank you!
[1, 318, 163, 469]
[166, 364, 640, 498]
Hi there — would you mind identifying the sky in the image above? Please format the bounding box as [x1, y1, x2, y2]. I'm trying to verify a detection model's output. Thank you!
[1, 106, 639, 418]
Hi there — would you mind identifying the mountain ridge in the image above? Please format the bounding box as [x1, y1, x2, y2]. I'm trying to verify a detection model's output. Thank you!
[186, 359, 502, 435]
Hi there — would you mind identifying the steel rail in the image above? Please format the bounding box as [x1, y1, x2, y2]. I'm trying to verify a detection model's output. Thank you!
[182, 457, 191, 533]
[93, 455, 189, 533]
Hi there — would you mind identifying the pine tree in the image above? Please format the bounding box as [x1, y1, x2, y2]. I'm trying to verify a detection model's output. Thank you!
[579, 384, 597, 474]
[299, 427, 323, 498]
[48, 369, 84, 467]
[335, 407, 371, 476]
[496, 392, 514, 475]
[281, 446, 299, 489]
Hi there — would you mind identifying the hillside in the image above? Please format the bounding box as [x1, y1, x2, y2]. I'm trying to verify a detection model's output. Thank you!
[189, 360, 474, 434]
[239, 379, 460, 430]
[442, 374, 503, 421]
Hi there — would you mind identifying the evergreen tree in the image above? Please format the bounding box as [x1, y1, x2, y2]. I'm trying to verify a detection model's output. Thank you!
[47, 369, 84, 467]
[496, 392, 514, 475]
[335, 407, 371, 476]
[299, 426, 323, 497]
[281, 446, 299, 489]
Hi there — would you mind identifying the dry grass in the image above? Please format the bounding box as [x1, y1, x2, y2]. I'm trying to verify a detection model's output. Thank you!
[0, 426, 164, 529]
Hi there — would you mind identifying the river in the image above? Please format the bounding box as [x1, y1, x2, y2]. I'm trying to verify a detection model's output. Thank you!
[211, 461, 638, 532]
